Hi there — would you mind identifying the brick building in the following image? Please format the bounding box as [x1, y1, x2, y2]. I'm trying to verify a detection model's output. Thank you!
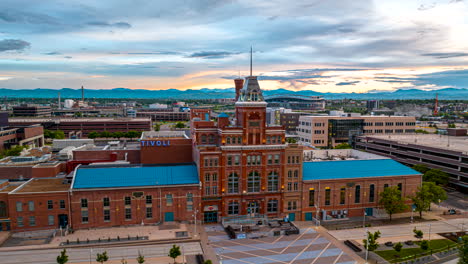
[12, 104, 52, 117]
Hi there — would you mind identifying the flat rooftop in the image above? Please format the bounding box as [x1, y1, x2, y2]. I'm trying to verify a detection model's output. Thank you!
[0, 184, 22, 193]
[364, 134, 468, 153]
[15, 178, 70, 193]
[303, 159, 420, 181]
[141, 131, 188, 139]
[73, 163, 199, 189]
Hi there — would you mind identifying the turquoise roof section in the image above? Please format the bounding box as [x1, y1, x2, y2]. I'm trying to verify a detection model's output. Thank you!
[303, 159, 421, 181]
[73, 164, 199, 189]
[218, 112, 229, 118]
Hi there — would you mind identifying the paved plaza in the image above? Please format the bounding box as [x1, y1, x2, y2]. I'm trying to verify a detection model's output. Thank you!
[206, 225, 358, 264]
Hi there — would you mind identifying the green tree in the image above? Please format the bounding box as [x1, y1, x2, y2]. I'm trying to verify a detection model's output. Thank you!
[112, 132, 124, 139]
[136, 251, 145, 264]
[412, 164, 430, 174]
[74, 112, 83, 117]
[413, 228, 424, 240]
[154, 123, 161, 131]
[423, 169, 449, 185]
[415, 129, 430, 134]
[363, 230, 381, 251]
[334, 143, 352, 149]
[448, 123, 456, 128]
[125, 131, 140, 139]
[379, 186, 408, 221]
[100, 131, 112, 139]
[459, 235, 468, 264]
[56, 249, 69, 264]
[204, 260, 213, 264]
[54, 130, 65, 139]
[424, 182, 447, 209]
[420, 240, 429, 250]
[168, 244, 181, 264]
[174, 122, 185, 129]
[87, 131, 99, 139]
[393, 242, 403, 253]
[286, 138, 297, 144]
[96, 251, 109, 264]
[411, 184, 433, 218]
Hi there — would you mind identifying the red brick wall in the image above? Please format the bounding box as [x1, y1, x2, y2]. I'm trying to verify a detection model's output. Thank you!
[140, 138, 192, 164]
[22, 126, 44, 139]
[32, 163, 66, 178]
[0, 167, 33, 180]
[8, 192, 69, 232]
[73, 149, 141, 164]
[70, 186, 201, 229]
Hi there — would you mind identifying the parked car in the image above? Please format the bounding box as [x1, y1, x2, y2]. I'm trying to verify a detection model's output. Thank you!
[385, 241, 394, 247]
[405, 240, 414, 245]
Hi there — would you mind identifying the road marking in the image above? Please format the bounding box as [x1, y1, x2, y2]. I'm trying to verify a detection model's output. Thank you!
[216, 243, 290, 264]
[213, 239, 284, 254]
[286, 234, 321, 264]
[332, 251, 344, 264]
[310, 242, 331, 264]
[220, 254, 256, 264]
[281, 228, 315, 254]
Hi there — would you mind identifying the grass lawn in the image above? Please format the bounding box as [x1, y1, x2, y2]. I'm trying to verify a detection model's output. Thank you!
[375, 239, 457, 263]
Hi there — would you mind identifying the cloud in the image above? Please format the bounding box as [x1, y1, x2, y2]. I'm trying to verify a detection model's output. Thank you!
[336, 81, 360, 86]
[0, 39, 30, 52]
[64, 56, 72, 59]
[421, 52, 468, 59]
[188, 51, 241, 59]
[43, 51, 62, 55]
[87, 21, 132, 29]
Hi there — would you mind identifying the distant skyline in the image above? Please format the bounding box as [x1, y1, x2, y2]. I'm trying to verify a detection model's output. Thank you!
[1, 0, 468, 93]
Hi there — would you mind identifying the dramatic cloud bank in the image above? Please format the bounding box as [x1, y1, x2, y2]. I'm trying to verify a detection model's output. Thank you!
[0, 0, 467, 92]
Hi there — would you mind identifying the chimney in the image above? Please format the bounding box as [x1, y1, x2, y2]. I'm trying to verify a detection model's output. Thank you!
[234, 78, 244, 101]
[81, 86, 84, 102]
[58, 92, 61, 109]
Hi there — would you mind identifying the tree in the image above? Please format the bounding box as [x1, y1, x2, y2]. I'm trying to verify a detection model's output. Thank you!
[112, 132, 124, 139]
[379, 186, 408, 221]
[448, 123, 456, 128]
[363, 230, 381, 251]
[54, 130, 66, 139]
[56, 249, 69, 264]
[96, 251, 109, 264]
[136, 251, 145, 264]
[204, 260, 213, 264]
[174, 122, 185, 129]
[100, 131, 112, 139]
[424, 182, 447, 209]
[334, 143, 352, 149]
[88, 131, 99, 139]
[393, 242, 403, 253]
[420, 240, 429, 250]
[413, 228, 424, 240]
[168, 244, 181, 264]
[154, 123, 161, 131]
[459, 235, 468, 264]
[423, 169, 449, 185]
[411, 184, 432, 219]
[125, 131, 140, 139]
[286, 138, 297, 144]
[412, 164, 430, 174]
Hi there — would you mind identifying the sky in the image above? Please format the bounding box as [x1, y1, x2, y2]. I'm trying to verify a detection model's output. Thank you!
[1, 0, 468, 93]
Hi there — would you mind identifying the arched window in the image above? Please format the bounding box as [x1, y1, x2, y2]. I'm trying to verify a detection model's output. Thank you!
[227, 173, 239, 194]
[226, 137, 231, 144]
[201, 135, 207, 144]
[293, 170, 299, 178]
[288, 170, 292, 178]
[248, 171, 260, 192]
[237, 137, 242, 144]
[208, 134, 215, 144]
[267, 171, 279, 192]
[228, 201, 239, 215]
[0, 201, 7, 217]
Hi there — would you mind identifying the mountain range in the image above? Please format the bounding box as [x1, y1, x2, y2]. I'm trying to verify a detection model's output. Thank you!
[0, 87, 466, 100]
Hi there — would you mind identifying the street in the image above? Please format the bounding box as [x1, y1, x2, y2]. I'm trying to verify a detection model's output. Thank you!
[0, 242, 202, 264]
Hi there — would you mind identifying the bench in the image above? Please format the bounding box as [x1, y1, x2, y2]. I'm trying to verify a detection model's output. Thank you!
[344, 240, 362, 252]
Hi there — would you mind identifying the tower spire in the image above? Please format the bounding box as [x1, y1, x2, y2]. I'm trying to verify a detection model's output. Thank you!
[250, 46, 253, 76]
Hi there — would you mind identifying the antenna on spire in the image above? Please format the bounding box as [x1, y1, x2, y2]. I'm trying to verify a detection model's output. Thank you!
[250, 46, 253, 76]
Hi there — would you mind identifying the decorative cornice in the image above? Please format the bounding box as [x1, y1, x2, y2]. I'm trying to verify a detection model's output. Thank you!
[221, 144, 287, 151]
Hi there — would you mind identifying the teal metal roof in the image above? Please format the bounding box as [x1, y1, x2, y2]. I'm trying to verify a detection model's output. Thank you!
[73, 164, 199, 189]
[303, 159, 420, 181]
[218, 112, 229, 118]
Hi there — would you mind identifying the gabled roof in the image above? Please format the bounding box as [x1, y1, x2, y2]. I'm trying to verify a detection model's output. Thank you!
[303, 159, 421, 181]
[72, 163, 199, 189]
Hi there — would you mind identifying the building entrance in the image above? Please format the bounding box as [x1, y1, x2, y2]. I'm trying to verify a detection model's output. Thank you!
[204, 211, 218, 223]
[247, 201, 259, 214]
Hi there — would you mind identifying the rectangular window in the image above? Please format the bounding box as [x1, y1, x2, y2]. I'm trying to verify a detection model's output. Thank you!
[268, 155, 272, 165]
[227, 156, 232, 165]
[293, 182, 298, 191]
[369, 184, 375, 203]
[205, 173, 210, 182]
[187, 204, 193, 212]
[234, 155, 240, 165]
[103, 197, 110, 207]
[48, 215, 54, 226]
[267, 200, 278, 212]
[81, 210, 89, 223]
[212, 173, 218, 181]
[124, 196, 131, 205]
[384, 184, 389, 189]
[16, 201, 22, 212]
[146, 207, 153, 218]
[17, 217, 24, 227]
[60, 200, 66, 209]
[81, 198, 88, 208]
[325, 188, 331, 206]
[205, 186, 210, 195]
[47, 200, 53, 210]
[212, 186, 218, 195]
[186, 193, 193, 202]
[340, 187, 346, 205]
[398, 183, 403, 197]
[125, 208, 132, 220]
[256, 155, 261, 165]
[287, 201, 297, 210]
[146, 195, 152, 204]
[287, 182, 292, 191]
[355, 185, 361, 203]
[104, 209, 111, 222]
[28, 201, 35, 211]
[274, 154, 280, 164]
[309, 189, 315, 207]
[29, 216, 36, 226]
[166, 194, 173, 206]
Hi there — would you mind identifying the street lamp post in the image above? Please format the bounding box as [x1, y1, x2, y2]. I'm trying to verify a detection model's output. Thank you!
[89, 248, 93, 264]
[193, 209, 198, 238]
[411, 208, 414, 223]
[428, 223, 432, 242]
[362, 210, 367, 228]
[365, 228, 369, 264]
